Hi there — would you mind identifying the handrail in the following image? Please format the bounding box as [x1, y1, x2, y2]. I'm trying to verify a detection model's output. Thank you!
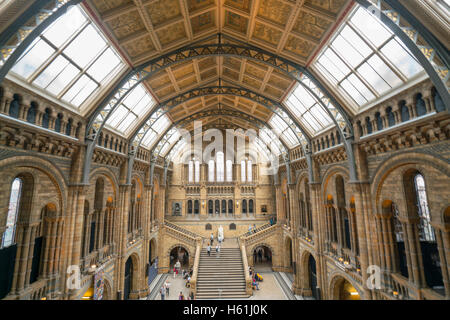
[240, 222, 272, 238]
[240, 224, 278, 246]
[190, 239, 202, 298]
[164, 221, 201, 239]
[241, 242, 253, 296]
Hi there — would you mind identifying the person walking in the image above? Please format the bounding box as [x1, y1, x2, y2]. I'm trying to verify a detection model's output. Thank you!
[164, 279, 171, 297]
[160, 286, 166, 300]
[210, 233, 214, 246]
[216, 244, 220, 258]
[207, 243, 211, 256]
[175, 260, 181, 277]
[179, 291, 185, 300]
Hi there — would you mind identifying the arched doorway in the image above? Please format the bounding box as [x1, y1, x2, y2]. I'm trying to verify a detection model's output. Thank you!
[308, 255, 318, 300]
[124, 257, 133, 300]
[252, 245, 272, 272]
[285, 237, 293, 269]
[332, 277, 361, 300]
[170, 246, 189, 270]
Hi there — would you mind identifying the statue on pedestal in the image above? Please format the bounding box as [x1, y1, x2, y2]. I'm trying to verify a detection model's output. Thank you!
[218, 225, 224, 243]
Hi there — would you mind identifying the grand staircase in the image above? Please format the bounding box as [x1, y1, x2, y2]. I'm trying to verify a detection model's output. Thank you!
[196, 239, 249, 299]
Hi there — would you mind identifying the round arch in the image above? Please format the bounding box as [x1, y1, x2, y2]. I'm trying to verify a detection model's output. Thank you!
[168, 244, 191, 269]
[329, 273, 363, 300]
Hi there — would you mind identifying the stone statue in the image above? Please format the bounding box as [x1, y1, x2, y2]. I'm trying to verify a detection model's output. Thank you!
[173, 202, 181, 216]
[218, 225, 224, 243]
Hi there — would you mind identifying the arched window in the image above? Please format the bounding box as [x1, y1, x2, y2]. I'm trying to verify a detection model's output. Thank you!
[217, 152, 224, 182]
[242, 200, 247, 214]
[42, 108, 51, 129]
[55, 113, 63, 133]
[241, 160, 246, 182]
[8, 95, 20, 119]
[208, 160, 215, 182]
[194, 160, 200, 183]
[249, 200, 254, 214]
[433, 89, 445, 112]
[228, 200, 233, 214]
[66, 118, 73, 136]
[188, 161, 194, 183]
[1, 178, 22, 248]
[194, 200, 199, 214]
[226, 160, 233, 182]
[375, 112, 383, 131]
[414, 174, 434, 242]
[386, 107, 395, 127]
[215, 200, 220, 214]
[400, 102, 410, 122]
[229, 223, 236, 230]
[415, 93, 427, 117]
[365, 117, 372, 134]
[208, 200, 213, 215]
[222, 200, 227, 214]
[247, 160, 253, 182]
[27, 103, 37, 124]
[187, 200, 193, 214]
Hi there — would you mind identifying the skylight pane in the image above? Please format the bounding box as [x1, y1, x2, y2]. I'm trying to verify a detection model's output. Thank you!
[33, 55, 70, 88]
[11, 39, 55, 79]
[367, 55, 402, 88]
[350, 8, 392, 47]
[357, 63, 391, 94]
[348, 74, 375, 101]
[63, 24, 106, 68]
[45, 63, 79, 95]
[107, 105, 128, 127]
[87, 48, 121, 82]
[294, 85, 315, 108]
[71, 80, 98, 106]
[318, 53, 345, 82]
[332, 35, 364, 68]
[117, 113, 137, 132]
[142, 131, 158, 148]
[302, 112, 322, 132]
[381, 39, 422, 78]
[123, 85, 146, 108]
[340, 26, 372, 58]
[341, 79, 367, 105]
[310, 105, 332, 126]
[132, 95, 152, 115]
[62, 74, 90, 102]
[43, 6, 86, 47]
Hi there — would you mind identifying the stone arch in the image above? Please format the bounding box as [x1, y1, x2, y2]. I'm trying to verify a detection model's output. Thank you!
[284, 235, 294, 269]
[124, 252, 141, 299]
[102, 277, 113, 300]
[370, 152, 450, 220]
[167, 244, 191, 269]
[149, 237, 158, 263]
[299, 249, 319, 298]
[328, 273, 363, 300]
[321, 165, 350, 205]
[0, 156, 67, 219]
[250, 242, 276, 260]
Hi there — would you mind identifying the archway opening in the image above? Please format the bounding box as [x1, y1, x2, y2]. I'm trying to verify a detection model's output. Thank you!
[308, 254, 319, 300]
[170, 246, 189, 270]
[333, 277, 360, 300]
[252, 245, 272, 272]
[124, 257, 133, 300]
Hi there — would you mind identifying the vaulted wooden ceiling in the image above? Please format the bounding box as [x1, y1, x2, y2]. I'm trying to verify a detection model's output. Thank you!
[86, 0, 351, 127]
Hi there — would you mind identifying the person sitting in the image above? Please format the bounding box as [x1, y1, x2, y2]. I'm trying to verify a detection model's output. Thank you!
[185, 276, 191, 288]
[252, 277, 260, 290]
[255, 273, 263, 282]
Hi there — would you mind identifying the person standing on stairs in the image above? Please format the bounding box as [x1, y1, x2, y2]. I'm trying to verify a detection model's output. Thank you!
[216, 244, 220, 258]
[207, 243, 211, 256]
[160, 286, 166, 300]
[210, 233, 214, 246]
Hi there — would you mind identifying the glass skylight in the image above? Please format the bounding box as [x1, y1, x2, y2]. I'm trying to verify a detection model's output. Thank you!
[269, 115, 300, 147]
[314, 6, 424, 108]
[10, 5, 124, 109]
[140, 114, 171, 148]
[106, 84, 157, 134]
[284, 84, 333, 135]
